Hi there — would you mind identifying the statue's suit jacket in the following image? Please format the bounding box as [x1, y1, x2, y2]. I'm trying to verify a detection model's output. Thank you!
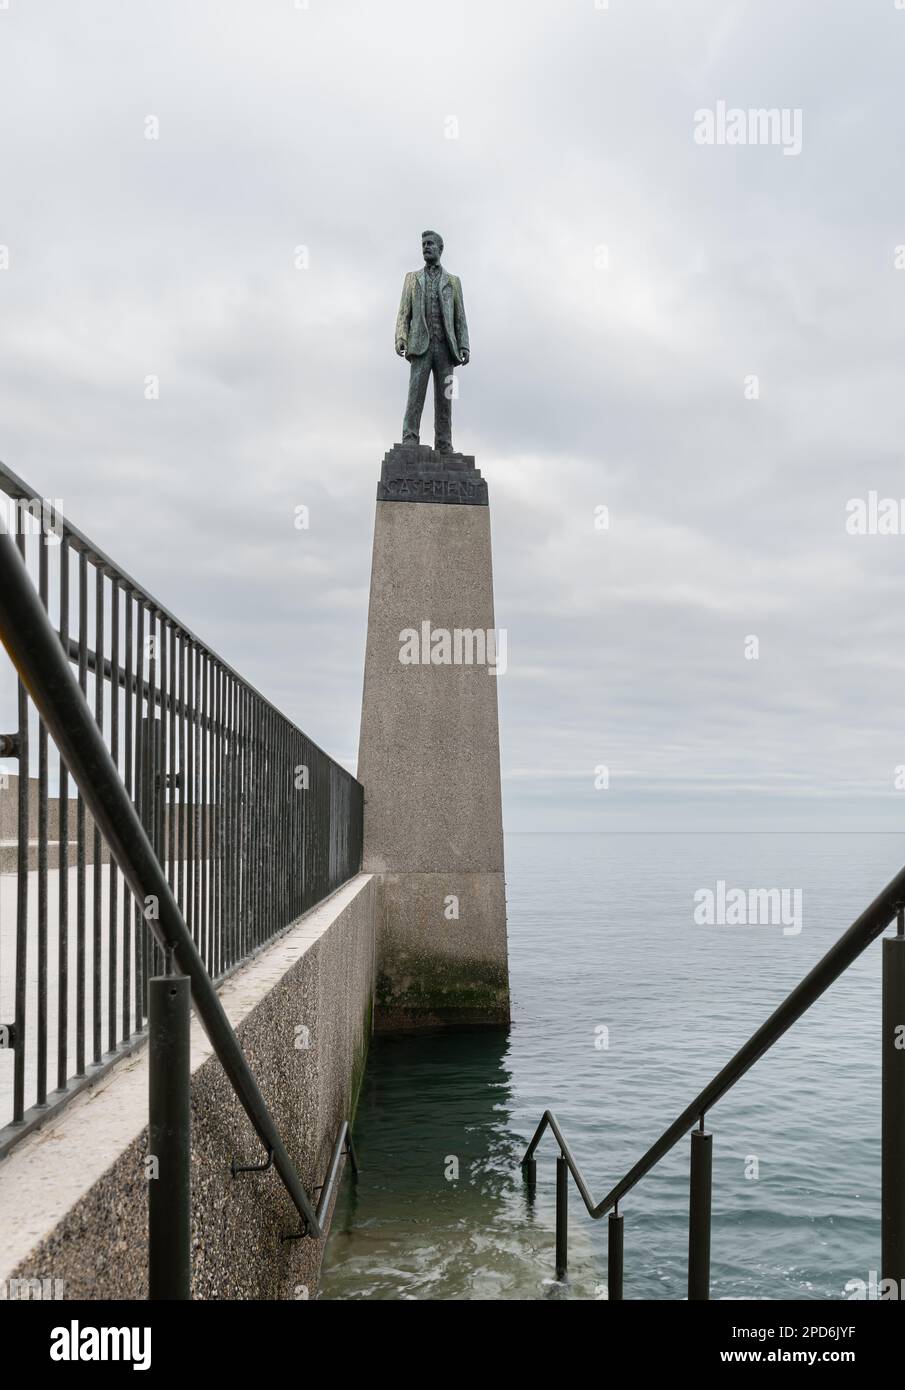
[395, 268, 470, 363]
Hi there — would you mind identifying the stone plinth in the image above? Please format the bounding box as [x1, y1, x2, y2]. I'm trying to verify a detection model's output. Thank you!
[377, 442, 488, 506]
[358, 446, 509, 1030]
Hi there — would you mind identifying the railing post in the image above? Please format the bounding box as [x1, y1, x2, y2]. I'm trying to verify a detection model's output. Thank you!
[882, 909, 905, 1286]
[688, 1122, 712, 1301]
[148, 971, 191, 1300]
[555, 1153, 568, 1281]
[608, 1208, 623, 1300]
[524, 1156, 537, 1204]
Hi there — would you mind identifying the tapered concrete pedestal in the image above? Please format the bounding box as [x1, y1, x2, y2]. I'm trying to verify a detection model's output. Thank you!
[358, 444, 510, 1031]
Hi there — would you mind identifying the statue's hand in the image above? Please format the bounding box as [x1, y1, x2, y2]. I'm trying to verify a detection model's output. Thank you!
[395, 340, 407, 357]
[460, 349, 470, 365]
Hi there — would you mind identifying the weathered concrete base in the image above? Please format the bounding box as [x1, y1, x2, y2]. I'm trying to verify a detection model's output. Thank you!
[357, 484, 510, 1030]
[375, 871, 509, 1031]
[0, 873, 376, 1301]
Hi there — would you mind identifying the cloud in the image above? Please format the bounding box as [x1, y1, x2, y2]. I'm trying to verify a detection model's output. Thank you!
[1, 0, 903, 831]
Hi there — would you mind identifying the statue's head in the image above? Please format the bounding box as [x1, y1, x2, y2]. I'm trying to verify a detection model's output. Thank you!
[422, 230, 443, 264]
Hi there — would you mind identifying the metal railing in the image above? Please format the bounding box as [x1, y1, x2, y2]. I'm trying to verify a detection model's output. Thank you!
[523, 871, 905, 1299]
[0, 510, 361, 1293]
[0, 462, 363, 1160]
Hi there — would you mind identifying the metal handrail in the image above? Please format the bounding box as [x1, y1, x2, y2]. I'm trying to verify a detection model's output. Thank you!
[523, 863, 905, 1287]
[0, 519, 333, 1239]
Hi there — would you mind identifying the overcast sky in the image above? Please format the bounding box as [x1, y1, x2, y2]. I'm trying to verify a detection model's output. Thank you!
[2, 0, 904, 832]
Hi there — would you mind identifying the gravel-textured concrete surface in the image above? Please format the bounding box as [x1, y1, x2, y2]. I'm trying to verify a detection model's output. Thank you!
[357, 498, 509, 1028]
[375, 870, 509, 1030]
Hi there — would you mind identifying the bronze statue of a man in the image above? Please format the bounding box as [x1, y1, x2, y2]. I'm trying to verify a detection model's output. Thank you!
[395, 230, 470, 454]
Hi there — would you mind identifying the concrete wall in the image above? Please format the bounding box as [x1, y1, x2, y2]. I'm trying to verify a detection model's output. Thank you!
[0, 873, 376, 1300]
[357, 497, 509, 1030]
[0, 774, 216, 870]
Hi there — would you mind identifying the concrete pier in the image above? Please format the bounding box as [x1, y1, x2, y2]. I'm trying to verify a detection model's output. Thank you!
[357, 445, 510, 1030]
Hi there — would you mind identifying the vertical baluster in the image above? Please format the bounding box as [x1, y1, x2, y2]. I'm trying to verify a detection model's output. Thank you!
[167, 624, 177, 897]
[283, 715, 290, 927]
[148, 971, 191, 1300]
[274, 710, 280, 930]
[290, 729, 298, 922]
[214, 671, 222, 966]
[233, 677, 241, 964]
[267, 704, 275, 939]
[76, 547, 87, 1075]
[264, 700, 271, 939]
[238, 684, 247, 957]
[155, 620, 164, 982]
[275, 713, 282, 933]
[144, 608, 155, 998]
[36, 532, 49, 1105]
[314, 740, 320, 899]
[555, 1153, 568, 1281]
[608, 1207, 624, 1301]
[688, 1119, 712, 1300]
[249, 697, 258, 948]
[92, 564, 104, 1064]
[250, 695, 257, 945]
[243, 692, 250, 950]
[282, 716, 289, 928]
[322, 746, 328, 897]
[211, 661, 221, 976]
[309, 742, 316, 905]
[13, 524, 30, 1120]
[122, 590, 133, 1041]
[193, 644, 201, 953]
[220, 674, 229, 970]
[262, 701, 270, 945]
[881, 905, 905, 1285]
[298, 731, 306, 914]
[155, 613, 165, 984]
[201, 652, 209, 971]
[239, 683, 250, 956]
[235, 682, 243, 954]
[217, 665, 225, 974]
[57, 537, 70, 1091]
[186, 642, 195, 945]
[303, 728, 310, 911]
[265, 703, 273, 941]
[238, 681, 244, 955]
[177, 631, 186, 920]
[300, 733, 308, 914]
[303, 735, 311, 913]
[278, 722, 284, 928]
[270, 706, 277, 934]
[133, 600, 145, 1028]
[220, 667, 228, 973]
[159, 613, 168, 887]
[108, 580, 119, 1051]
[224, 675, 234, 971]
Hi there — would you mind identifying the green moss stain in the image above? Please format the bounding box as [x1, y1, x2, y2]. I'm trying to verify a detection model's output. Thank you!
[348, 992, 373, 1122]
[376, 949, 510, 1025]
